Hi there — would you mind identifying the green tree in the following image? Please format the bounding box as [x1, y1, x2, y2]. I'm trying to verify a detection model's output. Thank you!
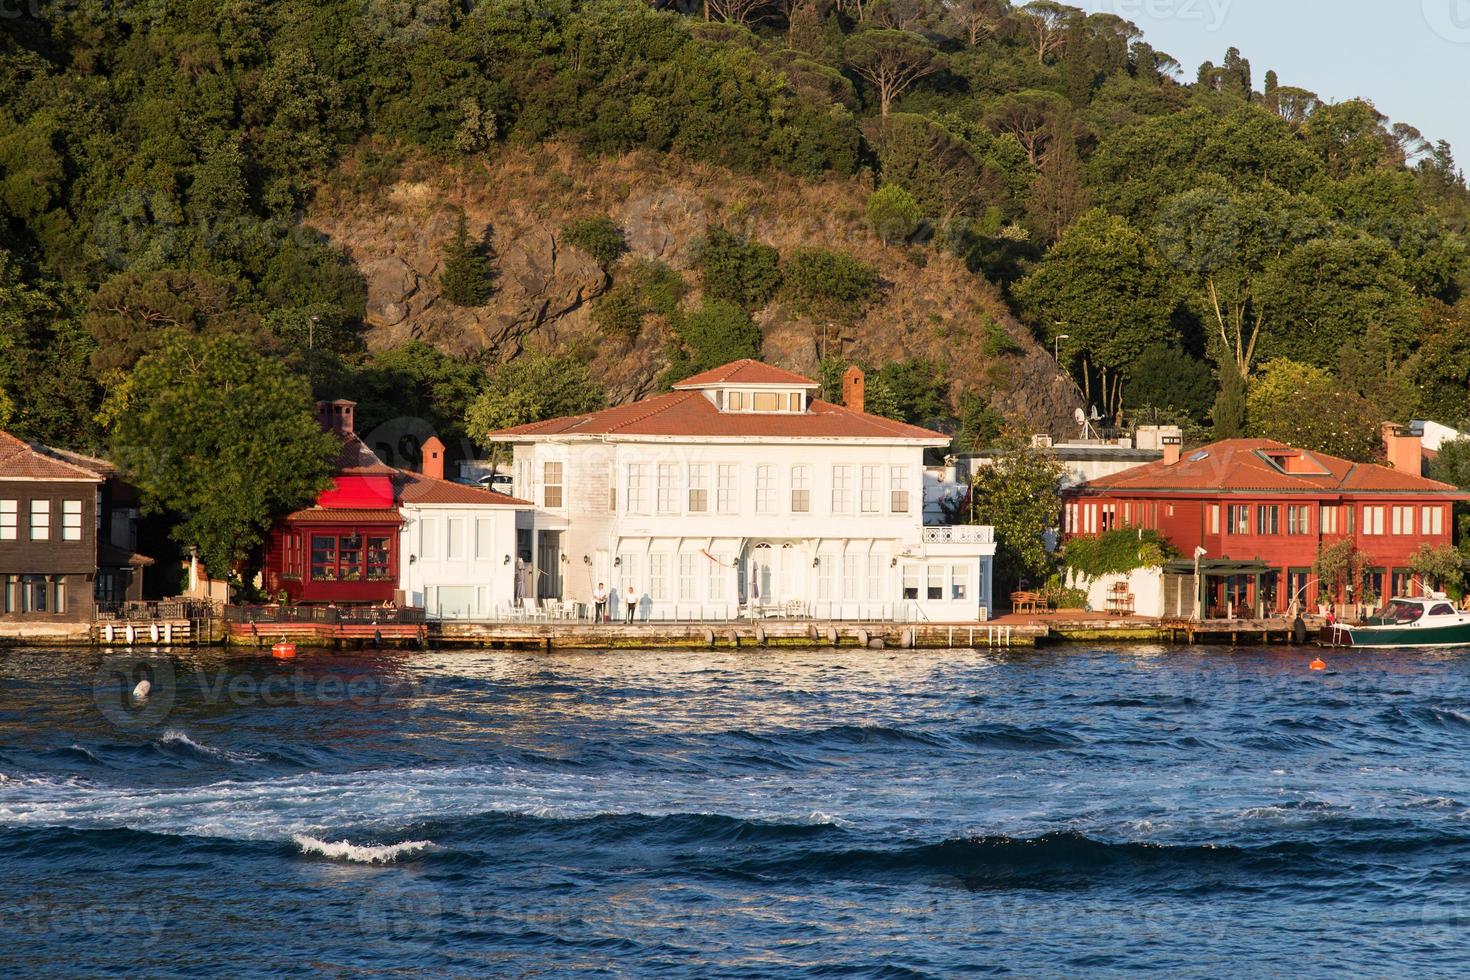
[440, 210, 495, 307]
[694, 226, 781, 309]
[561, 215, 625, 267]
[465, 353, 607, 445]
[844, 28, 943, 119]
[1428, 438, 1470, 490]
[104, 331, 337, 579]
[591, 259, 686, 339]
[663, 301, 763, 383]
[1211, 358, 1247, 439]
[1407, 543, 1465, 596]
[1014, 209, 1179, 417]
[1124, 345, 1215, 423]
[866, 185, 923, 245]
[1245, 358, 1380, 460]
[968, 437, 1064, 591]
[781, 247, 881, 322]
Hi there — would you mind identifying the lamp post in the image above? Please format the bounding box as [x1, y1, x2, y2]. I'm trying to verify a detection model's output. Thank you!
[1053, 331, 1070, 364]
[1193, 546, 1207, 621]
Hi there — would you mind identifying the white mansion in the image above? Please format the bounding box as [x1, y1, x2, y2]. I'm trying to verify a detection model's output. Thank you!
[489, 360, 996, 622]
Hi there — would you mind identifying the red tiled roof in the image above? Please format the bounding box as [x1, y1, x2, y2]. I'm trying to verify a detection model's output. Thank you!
[672, 359, 819, 389]
[0, 431, 106, 482]
[1079, 439, 1466, 496]
[488, 390, 947, 443]
[394, 470, 529, 507]
[283, 507, 404, 524]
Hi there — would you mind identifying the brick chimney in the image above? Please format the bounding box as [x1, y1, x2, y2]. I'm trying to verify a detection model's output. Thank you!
[842, 365, 865, 414]
[1162, 435, 1182, 466]
[421, 436, 445, 481]
[315, 399, 356, 436]
[1382, 422, 1421, 474]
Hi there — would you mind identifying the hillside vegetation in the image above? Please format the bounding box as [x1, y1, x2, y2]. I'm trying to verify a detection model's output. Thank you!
[2, 0, 1468, 468]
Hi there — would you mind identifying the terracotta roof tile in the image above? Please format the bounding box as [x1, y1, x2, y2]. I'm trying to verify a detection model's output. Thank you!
[334, 433, 397, 476]
[283, 507, 404, 524]
[488, 390, 947, 443]
[672, 359, 819, 389]
[394, 470, 530, 507]
[0, 431, 107, 482]
[1079, 438, 1466, 496]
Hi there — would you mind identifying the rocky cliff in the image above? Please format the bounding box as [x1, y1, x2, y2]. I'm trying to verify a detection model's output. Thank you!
[310, 144, 1082, 434]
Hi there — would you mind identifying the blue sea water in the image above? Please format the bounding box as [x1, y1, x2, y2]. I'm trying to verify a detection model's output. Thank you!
[2, 644, 1470, 977]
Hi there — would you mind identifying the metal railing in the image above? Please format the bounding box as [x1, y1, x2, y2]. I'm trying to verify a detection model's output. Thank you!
[95, 598, 221, 621]
[922, 525, 995, 545]
[224, 604, 426, 626]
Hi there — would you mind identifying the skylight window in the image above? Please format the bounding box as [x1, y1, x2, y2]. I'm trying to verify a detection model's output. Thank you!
[1188, 450, 1209, 462]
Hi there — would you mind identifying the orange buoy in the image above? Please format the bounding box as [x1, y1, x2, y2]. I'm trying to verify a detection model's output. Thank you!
[271, 641, 296, 660]
[1309, 658, 1327, 671]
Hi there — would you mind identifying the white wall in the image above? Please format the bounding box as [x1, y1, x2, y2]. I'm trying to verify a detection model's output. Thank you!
[508, 438, 995, 622]
[1069, 566, 1165, 618]
[398, 504, 519, 619]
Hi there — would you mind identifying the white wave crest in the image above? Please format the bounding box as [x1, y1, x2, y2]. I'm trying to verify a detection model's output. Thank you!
[293, 833, 433, 864]
[159, 730, 226, 758]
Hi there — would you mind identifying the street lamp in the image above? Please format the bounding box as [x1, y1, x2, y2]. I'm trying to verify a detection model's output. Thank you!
[308, 314, 320, 350]
[1054, 332, 1070, 363]
[1193, 546, 1207, 621]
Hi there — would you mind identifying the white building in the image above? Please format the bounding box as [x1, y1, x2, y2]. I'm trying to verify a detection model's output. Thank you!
[488, 360, 996, 622]
[395, 437, 530, 619]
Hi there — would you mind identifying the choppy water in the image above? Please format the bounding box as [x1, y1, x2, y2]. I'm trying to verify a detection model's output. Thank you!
[3, 645, 1470, 977]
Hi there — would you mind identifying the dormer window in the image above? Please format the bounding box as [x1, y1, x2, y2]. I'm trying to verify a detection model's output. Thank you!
[673, 360, 821, 413]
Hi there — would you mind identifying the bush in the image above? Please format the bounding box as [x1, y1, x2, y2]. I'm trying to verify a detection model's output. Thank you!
[561, 215, 625, 267]
[781, 247, 880, 321]
[1062, 527, 1175, 579]
[591, 259, 686, 339]
[695, 226, 782, 309]
[662, 300, 762, 384]
[866, 185, 923, 245]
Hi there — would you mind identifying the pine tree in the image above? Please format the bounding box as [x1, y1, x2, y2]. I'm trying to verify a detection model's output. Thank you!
[439, 211, 494, 307]
[1212, 363, 1247, 439]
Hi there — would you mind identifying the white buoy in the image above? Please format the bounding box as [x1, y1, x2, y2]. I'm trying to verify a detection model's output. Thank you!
[131, 679, 151, 702]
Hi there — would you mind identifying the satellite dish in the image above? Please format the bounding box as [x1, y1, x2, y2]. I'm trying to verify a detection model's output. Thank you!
[1073, 407, 1086, 425]
[1089, 406, 1103, 422]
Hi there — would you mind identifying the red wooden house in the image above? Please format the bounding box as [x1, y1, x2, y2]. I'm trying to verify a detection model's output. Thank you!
[264, 400, 403, 605]
[1062, 435, 1468, 616]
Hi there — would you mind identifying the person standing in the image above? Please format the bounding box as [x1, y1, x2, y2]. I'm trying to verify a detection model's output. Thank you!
[624, 584, 638, 624]
[593, 582, 609, 623]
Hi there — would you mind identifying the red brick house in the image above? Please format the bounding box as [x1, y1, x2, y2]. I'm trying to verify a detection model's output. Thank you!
[1062, 437, 1468, 616]
[263, 400, 403, 605]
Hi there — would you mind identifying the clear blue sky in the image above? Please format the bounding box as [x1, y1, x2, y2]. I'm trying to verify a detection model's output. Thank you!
[1070, 0, 1469, 165]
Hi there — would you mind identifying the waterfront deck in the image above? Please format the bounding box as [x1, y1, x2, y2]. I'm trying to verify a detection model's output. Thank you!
[431, 619, 1044, 650]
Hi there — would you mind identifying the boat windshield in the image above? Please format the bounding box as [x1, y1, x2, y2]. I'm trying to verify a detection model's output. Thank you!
[1383, 600, 1424, 623]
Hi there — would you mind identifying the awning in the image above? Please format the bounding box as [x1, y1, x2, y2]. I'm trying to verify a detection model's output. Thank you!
[1163, 558, 1273, 576]
[98, 544, 154, 568]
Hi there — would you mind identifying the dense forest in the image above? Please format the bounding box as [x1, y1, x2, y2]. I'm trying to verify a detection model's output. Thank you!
[2, 1, 1468, 497]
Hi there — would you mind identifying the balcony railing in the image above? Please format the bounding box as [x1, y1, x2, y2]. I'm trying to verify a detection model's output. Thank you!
[95, 598, 221, 621]
[224, 604, 426, 626]
[922, 525, 995, 545]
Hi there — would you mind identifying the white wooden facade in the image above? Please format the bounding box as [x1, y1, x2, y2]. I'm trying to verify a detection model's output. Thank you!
[497, 363, 996, 622]
[397, 500, 522, 619]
